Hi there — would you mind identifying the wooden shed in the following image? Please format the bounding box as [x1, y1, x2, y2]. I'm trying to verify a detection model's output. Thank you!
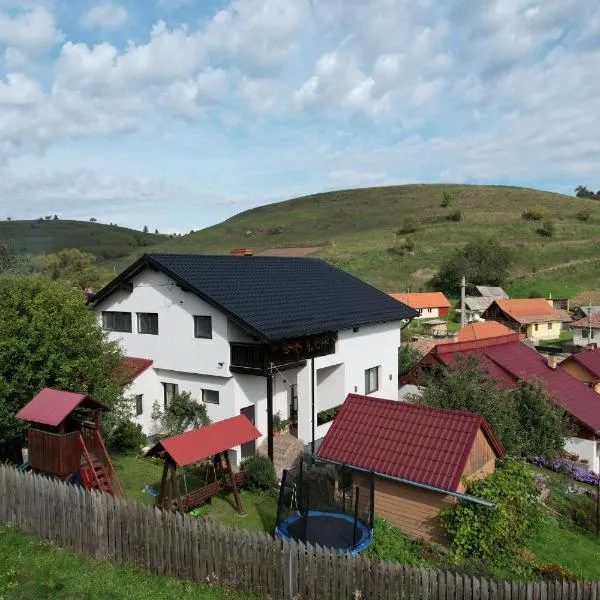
[316, 394, 504, 545]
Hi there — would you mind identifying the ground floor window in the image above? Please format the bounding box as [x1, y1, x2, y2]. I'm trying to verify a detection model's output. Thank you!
[202, 389, 219, 404]
[135, 394, 143, 416]
[365, 366, 379, 394]
[162, 382, 179, 408]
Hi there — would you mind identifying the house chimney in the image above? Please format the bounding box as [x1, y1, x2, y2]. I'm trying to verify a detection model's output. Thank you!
[230, 248, 254, 256]
[547, 355, 558, 369]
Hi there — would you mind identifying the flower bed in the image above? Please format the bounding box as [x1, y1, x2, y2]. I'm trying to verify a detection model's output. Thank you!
[528, 456, 600, 486]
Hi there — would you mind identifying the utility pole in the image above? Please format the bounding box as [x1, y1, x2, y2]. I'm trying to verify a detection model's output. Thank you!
[589, 301, 593, 346]
[460, 276, 466, 330]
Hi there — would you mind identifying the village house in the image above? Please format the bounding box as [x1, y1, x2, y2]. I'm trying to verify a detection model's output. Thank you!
[422, 319, 447, 337]
[389, 292, 450, 319]
[456, 321, 514, 342]
[316, 394, 504, 544]
[569, 313, 600, 348]
[560, 348, 600, 392]
[572, 305, 600, 320]
[481, 298, 564, 342]
[405, 332, 600, 472]
[455, 286, 509, 322]
[473, 286, 509, 299]
[91, 253, 417, 465]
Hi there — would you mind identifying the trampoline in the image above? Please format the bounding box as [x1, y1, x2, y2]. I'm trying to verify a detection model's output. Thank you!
[275, 459, 374, 554]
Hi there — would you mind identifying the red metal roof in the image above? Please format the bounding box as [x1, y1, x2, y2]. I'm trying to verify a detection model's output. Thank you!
[457, 321, 515, 342]
[561, 348, 600, 379]
[316, 394, 504, 491]
[390, 292, 451, 309]
[15, 388, 108, 427]
[120, 357, 154, 382]
[421, 336, 600, 434]
[147, 415, 262, 467]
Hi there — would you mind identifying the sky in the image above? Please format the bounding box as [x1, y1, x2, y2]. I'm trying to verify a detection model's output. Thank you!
[0, 0, 599, 232]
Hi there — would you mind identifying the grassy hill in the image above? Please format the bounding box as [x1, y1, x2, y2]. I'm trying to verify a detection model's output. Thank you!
[0, 219, 164, 261]
[127, 184, 600, 301]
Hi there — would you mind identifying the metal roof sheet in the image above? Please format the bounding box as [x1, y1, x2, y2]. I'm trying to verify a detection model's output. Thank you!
[316, 394, 503, 491]
[15, 388, 108, 427]
[147, 415, 261, 467]
[474, 286, 509, 299]
[562, 349, 600, 379]
[389, 292, 451, 309]
[92, 254, 418, 342]
[493, 298, 562, 324]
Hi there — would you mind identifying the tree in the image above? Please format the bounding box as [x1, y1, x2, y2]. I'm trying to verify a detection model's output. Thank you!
[53, 215, 59, 220]
[89, 217, 97, 223]
[398, 215, 420, 234]
[6, 217, 11, 221]
[143, 225, 149, 233]
[0, 275, 127, 459]
[27, 249, 111, 291]
[151, 391, 210, 438]
[432, 238, 512, 296]
[0, 242, 16, 274]
[414, 357, 569, 458]
[441, 191, 453, 207]
[398, 344, 422, 376]
[154, 229, 159, 235]
[575, 185, 595, 198]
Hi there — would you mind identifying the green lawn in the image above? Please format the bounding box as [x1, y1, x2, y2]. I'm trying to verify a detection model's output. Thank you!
[0, 522, 262, 600]
[113, 454, 278, 534]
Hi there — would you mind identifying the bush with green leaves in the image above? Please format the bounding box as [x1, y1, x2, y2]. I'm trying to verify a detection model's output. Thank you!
[399, 215, 420, 234]
[576, 208, 591, 222]
[440, 191, 453, 207]
[537, 219, 555, 237]
[105, 419, 146, 454]
[442, 459, 541, 567]
[241, 455, 277, 491]
[522, 205, 549, 221]
[398, 344, 422, 376]
[151, 390, 210, 438]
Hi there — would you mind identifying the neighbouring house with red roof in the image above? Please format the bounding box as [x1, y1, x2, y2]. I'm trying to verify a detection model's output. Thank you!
[390, 292, 451, 319]
[481, 298, 564, 342]
[119, 357, 155, 433]
[456, 321, 514, 342]
[570, 313, 600, 348]
[560, 348, 600, 393]
[405, 332, 600, 472]
[316, 394, 503, 544]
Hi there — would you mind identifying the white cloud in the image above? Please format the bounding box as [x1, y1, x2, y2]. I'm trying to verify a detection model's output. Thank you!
[81, 2, 128, 29]
[0, 6, 63, 54]
[0, 73, 45, 105]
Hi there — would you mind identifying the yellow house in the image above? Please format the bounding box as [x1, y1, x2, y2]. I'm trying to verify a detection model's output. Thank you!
[559, 349, 600, 393]
[481, 298, 564, 342]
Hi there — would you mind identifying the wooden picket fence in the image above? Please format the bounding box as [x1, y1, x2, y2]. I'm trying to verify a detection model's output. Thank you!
[0, 465, 598, 600]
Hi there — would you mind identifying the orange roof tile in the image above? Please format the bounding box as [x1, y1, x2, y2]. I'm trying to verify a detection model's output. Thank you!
[390, 292, 450, 309]
[457, 321, 515, 342]
[494, 298, 562, 324]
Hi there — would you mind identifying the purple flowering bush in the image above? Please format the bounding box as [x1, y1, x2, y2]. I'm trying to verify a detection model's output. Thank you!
[528, 456, 600, 486]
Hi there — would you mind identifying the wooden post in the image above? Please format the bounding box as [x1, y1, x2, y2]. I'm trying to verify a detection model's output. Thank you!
[171, 466, 183, 512]
[224, 450, 244, 515]
[266, 369, 274, 463]
[166, 462, 175, 510]
[156, 460, 170, 509]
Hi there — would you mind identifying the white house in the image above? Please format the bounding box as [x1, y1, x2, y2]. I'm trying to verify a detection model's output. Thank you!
[92, 253, 417, 464]
[389, 292, 450, 319]
[570, 314, 600, 348]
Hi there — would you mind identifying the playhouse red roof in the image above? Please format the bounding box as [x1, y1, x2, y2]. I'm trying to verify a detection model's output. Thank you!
[15, 388, 109, 427]
[415, 336, 600, 434]
[316, 394, 503, 491]
[147, 415, 261, 467]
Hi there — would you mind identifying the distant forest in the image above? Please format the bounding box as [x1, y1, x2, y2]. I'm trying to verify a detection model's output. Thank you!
[575, 186, 600, 199]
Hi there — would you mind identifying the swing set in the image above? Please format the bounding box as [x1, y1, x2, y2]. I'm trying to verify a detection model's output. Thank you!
[145, 414, 261, 514]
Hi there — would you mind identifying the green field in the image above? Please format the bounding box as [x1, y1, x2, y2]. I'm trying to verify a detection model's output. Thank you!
[0, 219, 161, 261]
[117, 184, 600, 299]
[0, 522, 261, 600]
[4, 184, 600, 299]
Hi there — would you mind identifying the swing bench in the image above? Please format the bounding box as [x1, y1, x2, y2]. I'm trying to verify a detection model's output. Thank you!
[145, 415, 261, 515]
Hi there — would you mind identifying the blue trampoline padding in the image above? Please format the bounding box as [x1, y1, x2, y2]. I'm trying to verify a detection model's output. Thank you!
[275, 510, 373, 554]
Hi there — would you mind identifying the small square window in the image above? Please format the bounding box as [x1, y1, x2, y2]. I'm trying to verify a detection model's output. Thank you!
[138, 313, 158, 335]
[194, 316, 212, 339]
[364, 366, 379, 394]
[548, 322, 552, 330]
[583, 329, 589, 338]
[162, 382, 178, 409]
[534, 324, 539, 331]
[135, 394, 143, 416]
[203, 389, 219, 405]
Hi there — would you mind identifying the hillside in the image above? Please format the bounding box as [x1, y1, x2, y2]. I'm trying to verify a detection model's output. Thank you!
[0, 219, 165, 261]
[125, 184, 600, 301]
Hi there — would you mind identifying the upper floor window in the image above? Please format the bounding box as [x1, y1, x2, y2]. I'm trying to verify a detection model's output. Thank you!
[102, 311, 132, 333]
[194, 316, 212, 339]
[135, 394, 143, 416]
[137, 313, 158, 335]
[365, 366, 379, 394]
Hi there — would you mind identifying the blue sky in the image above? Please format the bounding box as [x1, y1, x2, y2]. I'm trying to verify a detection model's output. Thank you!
[0, 0, 599, 232]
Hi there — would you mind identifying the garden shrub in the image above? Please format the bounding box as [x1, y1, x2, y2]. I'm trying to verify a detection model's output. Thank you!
[569, 495, 597, 532]
[242, 455, 277, 491]
[522, 205, 549, 221]
[106, 420, 146, 454]
[366, 518, 425, 566]
[442, 460, 541, 567]
[576, 208, 591, 222]
[537, 219, 555, 237]
[535, 562, 574, 581]
[440, 191, 453, 207]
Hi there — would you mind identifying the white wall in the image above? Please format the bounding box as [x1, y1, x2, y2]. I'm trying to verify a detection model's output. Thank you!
[125, 366, 159, 434]
[565, 437, 599, 473]
[96, 270, 232, 377]
[573, 328, 600, 347]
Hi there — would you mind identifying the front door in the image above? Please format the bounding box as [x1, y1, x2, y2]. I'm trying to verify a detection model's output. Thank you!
[240, 406, 256, 458]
